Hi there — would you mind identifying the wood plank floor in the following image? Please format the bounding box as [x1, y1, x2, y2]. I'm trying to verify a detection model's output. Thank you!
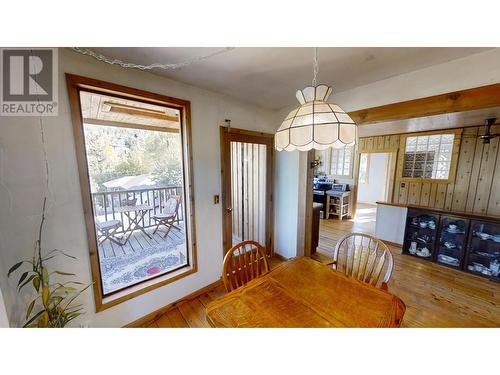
[142, 204, 499, 328]
[314, 203, 500, 328]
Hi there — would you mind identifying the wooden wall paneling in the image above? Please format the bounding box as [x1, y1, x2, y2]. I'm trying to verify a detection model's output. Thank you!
[365, 137, 374, 151]
[444, 183, 454, 211]
[434, 184, 448, 209]
[419, 183, 431, 206]
[407, 183, 422, 205]
[429, 183, 438, 207]
[390, 135, 400, 150]
[451, 128, 478, 212]
[386, 152, 398, 202]
[358, 138, 366, 153]
[376, 136, 385, 151]
[473, 130, 499, 214]
[466, 128, 485, 212]
[486, 125, 500, 216]
[384, 135, 391, 150]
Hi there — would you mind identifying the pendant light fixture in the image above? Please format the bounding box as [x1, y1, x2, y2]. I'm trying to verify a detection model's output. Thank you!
[275, 48, 357, 151]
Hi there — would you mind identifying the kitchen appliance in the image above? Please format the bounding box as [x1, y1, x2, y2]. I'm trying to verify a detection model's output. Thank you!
[327, 183, 350, 197]
[313, 176, 334, 219]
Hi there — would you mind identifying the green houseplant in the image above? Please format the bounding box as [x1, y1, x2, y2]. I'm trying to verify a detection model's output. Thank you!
[7, 198, 90, 327]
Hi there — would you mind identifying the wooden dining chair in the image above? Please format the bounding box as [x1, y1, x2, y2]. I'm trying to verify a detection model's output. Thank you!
[222, 241, 270, 292]
[330, 233, 394, 290]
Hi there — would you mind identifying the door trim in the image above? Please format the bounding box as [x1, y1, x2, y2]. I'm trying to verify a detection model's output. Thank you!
[220, 126, 275, 256]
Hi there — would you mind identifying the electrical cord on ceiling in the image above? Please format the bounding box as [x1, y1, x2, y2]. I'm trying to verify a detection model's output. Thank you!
[71, 47, 236, 71]
[312, 47, 319, 87]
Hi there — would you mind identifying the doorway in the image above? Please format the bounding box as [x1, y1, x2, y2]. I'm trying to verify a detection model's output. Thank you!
[355, 152, 393, 230]
[220, 127, 274, 256]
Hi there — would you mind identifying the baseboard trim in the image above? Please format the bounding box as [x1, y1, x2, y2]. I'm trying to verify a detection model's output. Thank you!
[124, 279, 223, 328]
[383, 240, 403, 248]
[273, 253, 289, 261]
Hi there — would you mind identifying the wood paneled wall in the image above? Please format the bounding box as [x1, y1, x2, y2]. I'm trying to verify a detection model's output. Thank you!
[360, 125, 500, 216]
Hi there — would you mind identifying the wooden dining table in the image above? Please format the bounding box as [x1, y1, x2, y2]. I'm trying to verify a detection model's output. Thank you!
[206, 257, 406, 328]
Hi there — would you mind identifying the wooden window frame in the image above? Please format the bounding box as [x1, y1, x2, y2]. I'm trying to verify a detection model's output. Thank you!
[329, 146, 354, 178]
[399, 129, 462, 184]
[66, 74, 197, 312]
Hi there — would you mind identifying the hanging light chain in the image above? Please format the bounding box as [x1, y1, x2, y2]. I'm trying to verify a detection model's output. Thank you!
[71, 47, 235, 71]
[312, 47, 319, 87]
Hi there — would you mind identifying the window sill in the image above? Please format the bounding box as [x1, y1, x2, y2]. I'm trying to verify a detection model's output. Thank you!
[97, 264, 197, 312]
[399, 177, 452, 184]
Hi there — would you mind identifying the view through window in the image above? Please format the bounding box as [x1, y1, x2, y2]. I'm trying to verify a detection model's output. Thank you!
[403, 133, 454, 179]
[330, 146, 353, 177]
[79, 91, 189, 295]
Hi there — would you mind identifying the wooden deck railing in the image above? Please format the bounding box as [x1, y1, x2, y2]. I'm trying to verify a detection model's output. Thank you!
[92, 186, 183, 234]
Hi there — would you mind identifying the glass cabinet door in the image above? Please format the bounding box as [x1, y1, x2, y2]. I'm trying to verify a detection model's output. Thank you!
[436, 216, 468, 268]
[466, 220, 500, 280]
[405, 210, 438, 260]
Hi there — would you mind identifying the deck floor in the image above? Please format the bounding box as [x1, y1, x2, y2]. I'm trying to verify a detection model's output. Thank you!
[99, 224, 185, 259]
[98, 223, 188, 295]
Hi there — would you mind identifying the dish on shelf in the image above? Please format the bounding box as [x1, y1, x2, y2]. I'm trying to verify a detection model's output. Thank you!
[446, 228, 464, 234]
[476, 232, 491, 240]
[492, 234, 500, 243]
[471, 262, 489, 273]
[474, 251, 500, 258]
[417, 235, 431, 243]
[438, 254, 459, 266]
[443, 241, 456, 249]
[416, 247, 431, 258]
[428, 221, 436, 230]
[419, 222, 428, 228]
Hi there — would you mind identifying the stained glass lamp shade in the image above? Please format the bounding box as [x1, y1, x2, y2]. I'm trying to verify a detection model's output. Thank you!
[275, 84, 357, 151]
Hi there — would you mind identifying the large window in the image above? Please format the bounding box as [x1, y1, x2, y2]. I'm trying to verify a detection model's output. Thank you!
[330, 146, 353, 177]
[403, 133, 455, 179]
[67, 75, 196, 311]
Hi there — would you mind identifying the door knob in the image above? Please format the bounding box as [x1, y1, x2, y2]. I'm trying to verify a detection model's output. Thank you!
[226, 207, 233, 213]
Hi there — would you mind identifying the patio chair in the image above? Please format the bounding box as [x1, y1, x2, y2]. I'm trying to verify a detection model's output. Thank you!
[95, 219, 123, 246]
[151, 195, 181, 238]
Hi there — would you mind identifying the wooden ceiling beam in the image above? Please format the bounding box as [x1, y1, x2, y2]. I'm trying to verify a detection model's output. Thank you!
[348, 82, 500, 125]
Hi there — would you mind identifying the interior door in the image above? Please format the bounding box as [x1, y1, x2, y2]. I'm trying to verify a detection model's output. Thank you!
[220, 127, 274, 256]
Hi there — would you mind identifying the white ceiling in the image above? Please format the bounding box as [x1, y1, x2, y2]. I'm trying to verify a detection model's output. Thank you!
[86, 47, 493, 110]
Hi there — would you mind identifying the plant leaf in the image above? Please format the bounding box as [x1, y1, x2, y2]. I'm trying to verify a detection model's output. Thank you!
[8, 261, 24, 277]
[42, 286, 49, 307]
[18, 274, 36, 291]
[33, 276, 40, 292]
[17, 271, 29, 287]
[54, 271, 76, 276]
[26, 299, 36, 320]
[38, 311, 49, 328]
[23, 310, 44, 328]
[42, 267, 49, 286]
[43, 249, 77, 260]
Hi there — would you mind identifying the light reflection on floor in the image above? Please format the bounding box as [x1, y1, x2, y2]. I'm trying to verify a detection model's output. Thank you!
[352, 204, 377, 224]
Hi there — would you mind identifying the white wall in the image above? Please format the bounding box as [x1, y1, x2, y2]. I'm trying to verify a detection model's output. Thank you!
[375, 204, 407, 245]
[0, 287, 8, 327]
[0, 48, 278, 327]
[357, 153, 388, 204]
[274, 150, 300, 259]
